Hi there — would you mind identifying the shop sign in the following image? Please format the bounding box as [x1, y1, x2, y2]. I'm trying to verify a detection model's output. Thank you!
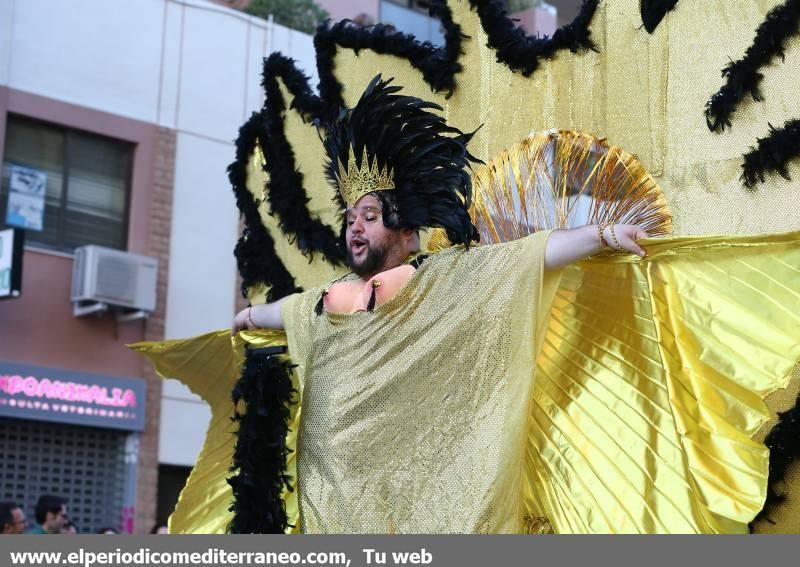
[0, 362, 146, 431]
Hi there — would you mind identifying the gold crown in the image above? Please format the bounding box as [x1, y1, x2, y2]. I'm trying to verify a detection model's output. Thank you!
[336, 146, 395, 207]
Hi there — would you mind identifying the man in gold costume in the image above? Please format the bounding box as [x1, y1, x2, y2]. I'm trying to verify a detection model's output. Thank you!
[220, 77, 798, 534]
[231, 81, 646, 534]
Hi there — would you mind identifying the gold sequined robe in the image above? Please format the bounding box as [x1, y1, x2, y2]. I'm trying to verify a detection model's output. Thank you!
[133, 230, 800, 534]
[281, 231, 558, 533]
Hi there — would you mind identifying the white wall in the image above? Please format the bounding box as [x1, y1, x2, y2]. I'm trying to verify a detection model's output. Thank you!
[159, 131, 239, 465]
[0, 0, 319, 126]
[2, 0, 164, 123]
[0, 0, 319, 466]
[0, 2, 15, 87]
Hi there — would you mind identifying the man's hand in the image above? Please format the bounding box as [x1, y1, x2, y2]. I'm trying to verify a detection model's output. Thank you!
[231, 298, 287, 335]
[544, 224, 651, 270]
[602, 224, 649, 257]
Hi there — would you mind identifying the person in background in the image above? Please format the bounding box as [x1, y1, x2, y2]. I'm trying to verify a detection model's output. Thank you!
[27, 495, 67, 534]
[0, 502, 26, 534]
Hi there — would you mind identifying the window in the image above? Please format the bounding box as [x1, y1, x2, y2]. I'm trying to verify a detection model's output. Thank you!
[384, 0, 432, 13]
[0, 115, 133, 253]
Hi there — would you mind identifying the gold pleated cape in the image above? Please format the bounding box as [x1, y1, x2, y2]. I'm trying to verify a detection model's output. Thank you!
[531, 231, 800, 533]
[132, 230, 800, 534]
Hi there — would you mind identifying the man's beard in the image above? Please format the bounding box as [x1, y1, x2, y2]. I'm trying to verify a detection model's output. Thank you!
[346, 240, 388, 276]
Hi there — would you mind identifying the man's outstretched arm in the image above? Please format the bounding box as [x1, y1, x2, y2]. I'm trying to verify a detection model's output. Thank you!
[544, 224, 649, 270]
[231, 296, 289, 334]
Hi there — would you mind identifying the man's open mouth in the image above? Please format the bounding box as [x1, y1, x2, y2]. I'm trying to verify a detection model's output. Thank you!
[351, 240, 367, 255]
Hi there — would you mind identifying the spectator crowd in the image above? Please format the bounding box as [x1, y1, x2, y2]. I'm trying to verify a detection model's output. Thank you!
[0, 497, 167, 534]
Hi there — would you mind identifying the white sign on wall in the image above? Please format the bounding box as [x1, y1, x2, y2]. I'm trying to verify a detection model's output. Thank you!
[6, 165, 47, 231]
[0, 228, 24, 299]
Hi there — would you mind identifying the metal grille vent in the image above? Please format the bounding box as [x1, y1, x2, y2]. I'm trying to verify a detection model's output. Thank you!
[0, 417, 128, 534]
[94, 256, 136, 304]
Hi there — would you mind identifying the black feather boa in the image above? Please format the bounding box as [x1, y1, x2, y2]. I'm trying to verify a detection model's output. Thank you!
[468, 0, 599, 76]
[227, 346, 296, 534]
[753, 393, 800, 527]
[640, 0, 679, 33]
[261, 54, 345, 265]
[315, 9, 464, 104]
[706, 0, 800, 132]
[229, 113, 301, 301]
[740, 119, 800, 189]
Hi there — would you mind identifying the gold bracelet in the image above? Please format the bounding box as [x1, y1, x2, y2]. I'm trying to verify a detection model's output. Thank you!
[247, 306, 255, 328]
[597, 222, 610, 248]
[609, 223, 622, 251]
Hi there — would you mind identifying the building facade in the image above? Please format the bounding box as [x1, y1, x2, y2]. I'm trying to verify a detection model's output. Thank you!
[314, 0, 562, 39]
[0, 0, 316, 533]
[218, 0, 562, 45]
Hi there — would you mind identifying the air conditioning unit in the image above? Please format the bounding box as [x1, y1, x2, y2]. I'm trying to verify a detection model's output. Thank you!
[71, 245, 158, 318]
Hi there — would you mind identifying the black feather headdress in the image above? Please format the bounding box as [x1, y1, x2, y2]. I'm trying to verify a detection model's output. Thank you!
[322, 75, 479, 246]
